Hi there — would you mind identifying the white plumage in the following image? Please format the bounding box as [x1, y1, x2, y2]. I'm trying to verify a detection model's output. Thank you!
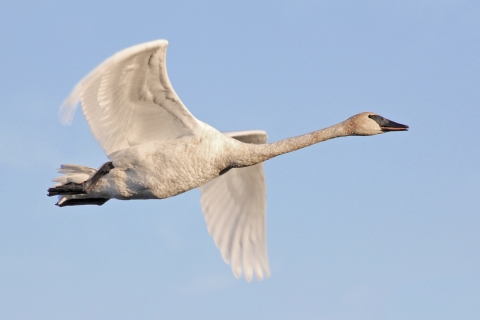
[56, 40, 271, 281]
[51, 40, 408, 282]
[60, 40, 199, 157]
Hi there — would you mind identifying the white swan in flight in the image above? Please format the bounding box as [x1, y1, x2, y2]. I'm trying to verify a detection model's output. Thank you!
[48, 40, 408, 282]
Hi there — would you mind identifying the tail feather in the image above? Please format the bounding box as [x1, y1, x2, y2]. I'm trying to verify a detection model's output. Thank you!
[52, 164, 97, 187]
[52, 164, 97, 186]
[50, 164, 110, 207]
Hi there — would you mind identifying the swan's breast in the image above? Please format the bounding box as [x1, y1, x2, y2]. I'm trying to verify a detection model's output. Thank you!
[102, 127, 233, 199]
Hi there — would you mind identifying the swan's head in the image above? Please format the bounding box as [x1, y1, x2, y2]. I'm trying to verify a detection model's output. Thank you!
[345, 112, 409, 136]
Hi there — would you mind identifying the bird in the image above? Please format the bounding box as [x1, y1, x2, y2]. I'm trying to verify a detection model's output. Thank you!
[48, 40, 408, 282]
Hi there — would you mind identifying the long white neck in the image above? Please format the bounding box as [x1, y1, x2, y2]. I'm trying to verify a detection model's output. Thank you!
[232, 122, 351, 167]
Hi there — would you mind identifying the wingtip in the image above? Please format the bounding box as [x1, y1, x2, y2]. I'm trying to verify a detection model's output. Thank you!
[59, 97, 80, 126]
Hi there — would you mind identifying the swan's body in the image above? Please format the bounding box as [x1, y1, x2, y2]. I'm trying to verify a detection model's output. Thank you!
[71, 125, 231, 200]
[49, 40, 408, 281]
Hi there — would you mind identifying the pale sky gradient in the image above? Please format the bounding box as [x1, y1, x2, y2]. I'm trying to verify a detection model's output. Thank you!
[1, 1, 479, 319]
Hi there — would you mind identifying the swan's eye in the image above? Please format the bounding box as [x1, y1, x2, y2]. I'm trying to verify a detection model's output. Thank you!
[368, 115, 373, 119]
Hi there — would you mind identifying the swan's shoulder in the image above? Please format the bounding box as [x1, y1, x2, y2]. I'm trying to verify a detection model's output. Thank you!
[60, 40, 201, 157]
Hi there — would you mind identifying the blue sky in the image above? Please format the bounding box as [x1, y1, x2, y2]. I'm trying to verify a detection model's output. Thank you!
[1, 0, 479, 319]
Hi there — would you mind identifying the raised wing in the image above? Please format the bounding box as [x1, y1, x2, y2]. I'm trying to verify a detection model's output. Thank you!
[199, 130, 270, 281]
[59, 40, 200, 157]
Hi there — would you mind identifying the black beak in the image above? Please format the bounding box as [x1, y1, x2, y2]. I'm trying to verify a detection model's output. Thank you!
[369, 115, 409, 132]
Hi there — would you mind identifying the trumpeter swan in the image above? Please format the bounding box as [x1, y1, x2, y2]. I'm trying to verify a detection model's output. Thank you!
[48, 40, 408, 281]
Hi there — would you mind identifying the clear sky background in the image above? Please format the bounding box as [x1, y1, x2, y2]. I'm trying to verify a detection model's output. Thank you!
[1, 0, 479, 319]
